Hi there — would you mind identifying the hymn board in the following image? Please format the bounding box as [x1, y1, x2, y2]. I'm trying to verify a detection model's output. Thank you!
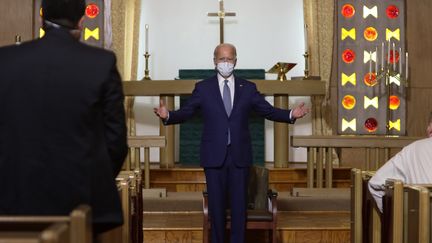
[337, 0, 407, 135]
[33, 0, 105, 47]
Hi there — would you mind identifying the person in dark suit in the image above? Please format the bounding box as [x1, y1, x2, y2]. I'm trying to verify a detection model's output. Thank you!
[0, 0, 127, 236]
[154, 43, 309, 243]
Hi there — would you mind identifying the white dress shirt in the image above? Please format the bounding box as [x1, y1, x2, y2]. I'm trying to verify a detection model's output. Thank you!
[368, 137, 432, 212]
[217, 73, 235, 106]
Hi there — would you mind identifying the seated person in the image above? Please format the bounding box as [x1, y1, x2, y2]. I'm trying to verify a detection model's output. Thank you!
[368, 113, 432, 212]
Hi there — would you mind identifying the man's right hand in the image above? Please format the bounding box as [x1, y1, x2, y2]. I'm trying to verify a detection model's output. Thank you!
[154, 100, 169, 119]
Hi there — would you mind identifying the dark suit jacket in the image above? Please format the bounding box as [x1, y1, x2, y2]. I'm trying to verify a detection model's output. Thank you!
[166, 76, 294, 167]
[0, 28, 127, 230]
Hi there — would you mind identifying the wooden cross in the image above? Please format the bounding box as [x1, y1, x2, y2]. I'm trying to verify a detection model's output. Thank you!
[207, 0, 236, 44]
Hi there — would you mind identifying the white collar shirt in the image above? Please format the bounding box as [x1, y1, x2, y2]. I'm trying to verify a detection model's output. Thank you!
[217, 73, 235, 106]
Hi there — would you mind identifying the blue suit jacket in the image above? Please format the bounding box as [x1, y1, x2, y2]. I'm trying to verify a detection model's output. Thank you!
[165, 76, 294, 167]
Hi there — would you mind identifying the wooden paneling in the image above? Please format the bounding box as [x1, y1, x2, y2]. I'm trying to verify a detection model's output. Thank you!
[407, 87, 432, 136]
[382, 0, 432, 136]
[0, 0, 34, 47]
[407, 1, 432, 88]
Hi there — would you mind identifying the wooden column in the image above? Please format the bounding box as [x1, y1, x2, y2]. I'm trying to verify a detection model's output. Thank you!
[159, 95, 175, 168]
[273, 95, 289, 168]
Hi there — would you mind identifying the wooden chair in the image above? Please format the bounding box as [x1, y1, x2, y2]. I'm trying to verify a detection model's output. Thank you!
[0, 205, 92, 243]
[203, 166, 278, 243]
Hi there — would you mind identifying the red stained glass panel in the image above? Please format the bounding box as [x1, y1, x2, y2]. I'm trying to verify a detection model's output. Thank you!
[364, 118, 378, 132]
[364, 27, 378, 41]
[386, 5, 399, 19]
[389, 95, 400, 110]
[364, 72, 377, 86]
[342, 95, 356, 110]
[342, 49, 355, 64]
[341, 4, 355, 18]
[389, 50, 400, 64]
[86, 3, 100, 19]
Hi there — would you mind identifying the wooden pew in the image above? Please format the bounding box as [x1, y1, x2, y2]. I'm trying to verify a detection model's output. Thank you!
[403, 185, 430, 243]
[0, 222, 70, 243]
[381, 181, 432, 243]
[118, 170, 140, 243]
[102, 136, 165, 243]
[99, 174, 132, 243]
[350, 168, 362, 243]
[126, 136, 166, 243]
[0, 205, 92, 243]
[382, 179, 404, 243]
[356, 174, 432, 243]
[350, 169, 380, 243]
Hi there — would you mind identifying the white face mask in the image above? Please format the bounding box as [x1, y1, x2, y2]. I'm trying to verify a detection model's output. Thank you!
[216, 62, 235, 78]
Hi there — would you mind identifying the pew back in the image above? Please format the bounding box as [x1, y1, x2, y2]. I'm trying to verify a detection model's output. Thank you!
[403, 185, 431, 243]
[350, 168, 362, 243]
[0, 205, 91, 243]
[0, 222, 70, 243]
[99, 174, 132, 243]
[351, 169, 380, 243]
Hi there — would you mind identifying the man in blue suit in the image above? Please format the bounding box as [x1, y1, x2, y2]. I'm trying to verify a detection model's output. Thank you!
[154, 43, 309, 243]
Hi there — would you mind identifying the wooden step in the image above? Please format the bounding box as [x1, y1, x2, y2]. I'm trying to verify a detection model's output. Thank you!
[147, 166, 352, 192]
[143, 191, 351, 212]
[143, 211, 350, 243]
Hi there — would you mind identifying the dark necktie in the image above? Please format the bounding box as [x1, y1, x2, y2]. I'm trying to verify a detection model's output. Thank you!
[223, 80, 232, 144]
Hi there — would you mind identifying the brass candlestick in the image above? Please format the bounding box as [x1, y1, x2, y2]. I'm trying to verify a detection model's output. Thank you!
[303, 51, 310, 79]
[15, 35, 21, 45]
[375, 62, 408, 135]
[143, 52, 151, 80]
[292, 51, 321, 80]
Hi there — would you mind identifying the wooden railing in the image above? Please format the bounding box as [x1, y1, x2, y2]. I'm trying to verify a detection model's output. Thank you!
[127, 135, 166, 189]
[292, 136, 421, 188]
[123, 79, 326, 168]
